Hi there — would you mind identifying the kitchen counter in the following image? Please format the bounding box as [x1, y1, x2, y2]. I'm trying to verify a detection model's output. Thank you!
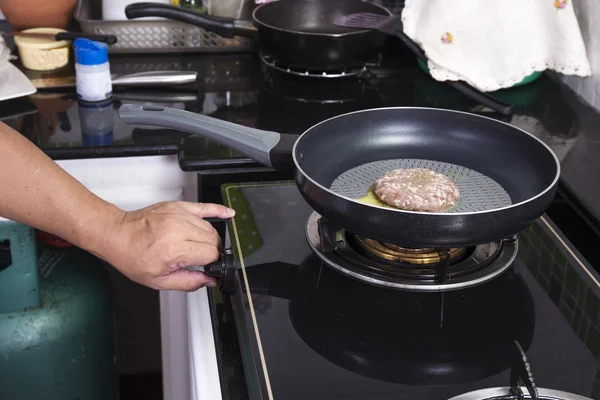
[4, 26, 600, 400]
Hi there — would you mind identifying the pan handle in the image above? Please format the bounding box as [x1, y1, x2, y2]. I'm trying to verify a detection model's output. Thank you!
[125, 2, 256, 38]
[118, 104, 296, 170]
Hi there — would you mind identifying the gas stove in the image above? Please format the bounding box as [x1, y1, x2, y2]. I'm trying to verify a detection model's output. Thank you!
[306, 211, 517, 291]
[259, 50, 382, 80]
[208, 180, 600, 400]
[259, 50, 383, 81]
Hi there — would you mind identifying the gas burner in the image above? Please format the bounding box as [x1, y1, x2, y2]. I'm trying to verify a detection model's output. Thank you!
[305, 212, 517, 292]
[261, 73, 382, 106]
[262, 78, 379, 105]
[353, 236, 467, 265]
[450, 388, 590, 400]
[259, 51, 381, 80]
[448, 341, 592, 400]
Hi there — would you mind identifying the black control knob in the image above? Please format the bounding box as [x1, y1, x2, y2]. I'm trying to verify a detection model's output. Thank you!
[204, 248, 236, 295]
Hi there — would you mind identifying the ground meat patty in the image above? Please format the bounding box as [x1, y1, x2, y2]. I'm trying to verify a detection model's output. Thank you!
[373, 168, 460, 212]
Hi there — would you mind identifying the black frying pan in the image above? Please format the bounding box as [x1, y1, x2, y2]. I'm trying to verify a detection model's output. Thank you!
[118, 104, 560, 248]
[125, 0, 391, 71]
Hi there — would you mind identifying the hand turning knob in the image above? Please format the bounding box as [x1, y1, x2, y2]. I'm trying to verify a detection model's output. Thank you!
[204, 248, 236, 294]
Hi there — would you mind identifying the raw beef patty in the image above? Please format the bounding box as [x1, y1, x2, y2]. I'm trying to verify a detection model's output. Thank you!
[373, 168, 460, 212]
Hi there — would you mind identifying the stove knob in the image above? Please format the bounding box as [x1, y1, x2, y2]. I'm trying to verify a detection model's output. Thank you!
[204, 248, 236, 295]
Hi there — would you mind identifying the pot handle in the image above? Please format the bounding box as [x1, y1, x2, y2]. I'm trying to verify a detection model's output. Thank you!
[54, 32, 118, 45]
[118, 104, 295, 169]
[125, 2, 254, 38]
[373, 15, 514, 116]
[394, 33, 514, 115]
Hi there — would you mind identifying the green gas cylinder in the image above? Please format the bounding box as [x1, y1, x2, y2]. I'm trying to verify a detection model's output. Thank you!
[0, 220, 118, 399]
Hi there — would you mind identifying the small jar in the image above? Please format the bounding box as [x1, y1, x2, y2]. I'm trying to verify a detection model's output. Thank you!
[14, 28, 70, 71]
[73, 38, 112, 102]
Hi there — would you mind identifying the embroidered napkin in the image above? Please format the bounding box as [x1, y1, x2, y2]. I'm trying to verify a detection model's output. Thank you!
[401, 0, 592, 91]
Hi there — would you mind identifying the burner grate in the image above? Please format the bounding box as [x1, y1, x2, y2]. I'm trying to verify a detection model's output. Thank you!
[448, 341, 592, 400]
[342, 232, 493, 282]
[259, 51, 381, 79]
[305, 212, 518, 291]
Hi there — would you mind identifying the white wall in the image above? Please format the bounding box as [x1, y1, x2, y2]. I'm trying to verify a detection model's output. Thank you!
[560, 0, 600, 110]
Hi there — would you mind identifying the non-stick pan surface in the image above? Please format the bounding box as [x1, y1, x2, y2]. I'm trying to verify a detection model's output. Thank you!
[119, 104, 560, 248]
[125, 0, 391, 71]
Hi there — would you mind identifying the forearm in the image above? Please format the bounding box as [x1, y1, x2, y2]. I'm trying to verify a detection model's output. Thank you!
[0, 122, 122, 253]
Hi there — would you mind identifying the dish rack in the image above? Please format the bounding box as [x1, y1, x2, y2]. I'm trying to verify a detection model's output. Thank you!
[74, 0, 255, 54]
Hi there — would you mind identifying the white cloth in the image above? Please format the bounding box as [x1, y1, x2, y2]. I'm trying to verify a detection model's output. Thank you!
[401, 0, 592, 91]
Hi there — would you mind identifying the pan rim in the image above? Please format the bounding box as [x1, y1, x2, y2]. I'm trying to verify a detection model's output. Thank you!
[291, 107, 561, 217]
[251, 0, 393, 38]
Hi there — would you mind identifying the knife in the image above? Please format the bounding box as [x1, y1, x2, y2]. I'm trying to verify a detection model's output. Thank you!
[29, 71, 198, 89]
[3, 31, 118, 45]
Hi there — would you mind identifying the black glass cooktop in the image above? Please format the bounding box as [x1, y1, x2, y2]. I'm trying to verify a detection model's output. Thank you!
[219, 181, 600, 400]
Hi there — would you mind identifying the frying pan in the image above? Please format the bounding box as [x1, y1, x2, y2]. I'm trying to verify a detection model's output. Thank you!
[118, 104, 560, 248]
[124, 0, 391, 71]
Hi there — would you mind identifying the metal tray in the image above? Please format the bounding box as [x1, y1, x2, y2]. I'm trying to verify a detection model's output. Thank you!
[74, 0, 255, 54]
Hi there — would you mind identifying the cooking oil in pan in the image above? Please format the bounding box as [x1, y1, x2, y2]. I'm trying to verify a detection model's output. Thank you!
[356, 186, 394, 209]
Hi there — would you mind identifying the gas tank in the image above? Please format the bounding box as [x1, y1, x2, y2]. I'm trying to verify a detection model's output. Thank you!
[0, 220, 117, 399]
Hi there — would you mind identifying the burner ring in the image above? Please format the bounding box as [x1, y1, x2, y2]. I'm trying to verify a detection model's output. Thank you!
[259, 50, 380, 79]
[447, 387, 591, 400]
[353, 236, 467, 265]
[305, 212, 518, 292]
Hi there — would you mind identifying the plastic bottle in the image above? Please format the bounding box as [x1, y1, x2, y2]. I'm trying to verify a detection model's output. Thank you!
[78, 98, 114, 146]
[73, 38, 112, 102]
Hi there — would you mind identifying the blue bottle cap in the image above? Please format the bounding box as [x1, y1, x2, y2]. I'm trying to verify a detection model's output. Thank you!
[73, 38, 108, 66]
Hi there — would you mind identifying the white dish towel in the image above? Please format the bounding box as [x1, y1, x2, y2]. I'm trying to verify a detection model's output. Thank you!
[401, 0, 592, 91]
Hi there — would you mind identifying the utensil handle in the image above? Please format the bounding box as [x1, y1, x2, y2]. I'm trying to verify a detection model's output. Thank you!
[125, 2, 237, 38]
[111, 71, 198, 87]
[119, 104, 285, 168]
[446, 82, 513, 115]
[55, 32, 118, 44]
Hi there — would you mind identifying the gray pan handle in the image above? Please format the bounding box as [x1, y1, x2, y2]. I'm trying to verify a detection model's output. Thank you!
[118, 104, 281, 168]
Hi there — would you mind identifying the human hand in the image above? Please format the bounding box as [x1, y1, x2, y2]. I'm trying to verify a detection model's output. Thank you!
[97, 201, 235, 291]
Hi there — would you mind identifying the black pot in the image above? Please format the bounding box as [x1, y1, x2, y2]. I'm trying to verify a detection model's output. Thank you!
[125, 0, 392, 71]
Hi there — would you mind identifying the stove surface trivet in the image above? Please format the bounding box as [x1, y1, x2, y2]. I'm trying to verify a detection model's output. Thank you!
[448, 388, 591, 400]
[259, 50, 381, 79]
[305, 212, 517, 292]
[448, 341, 592, 400]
